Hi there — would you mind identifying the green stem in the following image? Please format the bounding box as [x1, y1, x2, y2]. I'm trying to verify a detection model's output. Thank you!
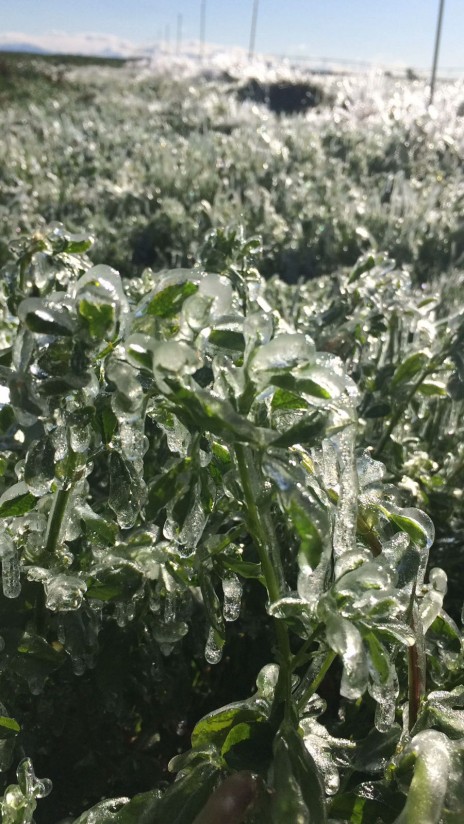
[44, 485, 72, 555]
[297, 650, 336, 713]
[408, 606, 426, 730]
[234, 443, 292, 713]
[374, 368, 435, 458]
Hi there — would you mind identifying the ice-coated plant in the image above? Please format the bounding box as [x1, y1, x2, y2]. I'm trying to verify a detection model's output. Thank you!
[0, 225, 463, 823]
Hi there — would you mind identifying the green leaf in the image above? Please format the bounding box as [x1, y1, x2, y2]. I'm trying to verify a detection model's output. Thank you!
[79, 508, 118, 548]
[428, 612, 461, 654]
[221, 558, 263, 581]
[354, 726, 401, 773]
[222, 721, 273, 772]
[78, 298, 115, 339]
[391, 352, 429, 388]
[417, 381, 448, 397]
[270, 411, 328, 448]
[208, 329, 245, 351]
[86, 563, 142, 602]
[146, 282, 198, 318]
[328, 781, 405, 823]
[22, 306, 75, 336]
[272, 724, 327, 823]
[363, 631, 390, 684]
[0, 716, 20, 734]
[97, 404, 118, 445]
[148, 760, 220, 824]
[271, 373, 331, 399]
[0, 484, 36, 518]
[271, 389, 308, 411]
[192, 704, 265, 751]
[382, 506, 434, 549]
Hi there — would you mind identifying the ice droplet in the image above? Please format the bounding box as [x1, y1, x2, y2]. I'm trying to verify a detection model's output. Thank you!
[204, 627, 223, 664]
[222, 574, 242, 622]
[0, 534, 20, 599]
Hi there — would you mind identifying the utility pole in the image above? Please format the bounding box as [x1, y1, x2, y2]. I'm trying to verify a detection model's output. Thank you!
[249, 0, 259, 60]
[176, 13, 183, 54]
[430, 0, 445, 105]
[200, 0, 206, 59]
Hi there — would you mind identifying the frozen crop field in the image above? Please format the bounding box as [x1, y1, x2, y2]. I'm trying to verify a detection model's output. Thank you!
[1, 51, 464, 284]
[3, 49, 464, 823]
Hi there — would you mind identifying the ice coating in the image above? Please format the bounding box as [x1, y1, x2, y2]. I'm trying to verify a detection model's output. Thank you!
[198, 273, 233, 318]
[0, 534, 20, 599]
[325, 614, 368, 699]
[27, 569, 86, 611]
[248, 333, 315, 387]
[393, 730, 452, 824]
[0, 757, 52, 824]
[107, 358, 144, 416]
[222, 574, 242, 622]
[420, 567, 448, 632]
[255, 663, 280, 702]
[332, 424, 359, 560]
[71, 797, 130, 824]
[24, 436, 55, 496]
[152, 341, 199, 394]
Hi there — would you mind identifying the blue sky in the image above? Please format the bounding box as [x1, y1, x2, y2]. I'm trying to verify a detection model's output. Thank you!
[1, 0, 463, 71]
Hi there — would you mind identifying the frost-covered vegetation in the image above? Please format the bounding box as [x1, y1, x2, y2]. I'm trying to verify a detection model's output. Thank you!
[1, 53, 464, 823]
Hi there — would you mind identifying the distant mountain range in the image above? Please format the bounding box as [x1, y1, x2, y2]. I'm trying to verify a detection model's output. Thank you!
[0, 42, 49, 55]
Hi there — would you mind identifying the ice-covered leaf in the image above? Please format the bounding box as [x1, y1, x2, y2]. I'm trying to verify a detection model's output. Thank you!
[383, 505, 435, 550]
[78, 298, 115, 339]
[108, 452, 145, 529]
[152, 341, 200, 394]
[272, 723, 327, 823]
[191, 704, 264, 751]
[391, 352, 429, 388]
[24, 436, 55, 496]
[0, 483, 36, 519]
[18, 298, 75, 337]
[270, 409, 328, 448]
[145, 280, 198, 318]
[325, 615, 368, 699]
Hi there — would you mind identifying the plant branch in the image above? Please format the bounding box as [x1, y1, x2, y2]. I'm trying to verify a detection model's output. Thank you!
[234, 443, 292, 713]
[297, 649, 336, 713]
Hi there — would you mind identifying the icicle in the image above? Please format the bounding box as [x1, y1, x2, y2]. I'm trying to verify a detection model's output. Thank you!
[204, 627, 223, 665]
[332, 423, 358, 560]
[0, 534, 20, 599]
[222, 574, 242, 622]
